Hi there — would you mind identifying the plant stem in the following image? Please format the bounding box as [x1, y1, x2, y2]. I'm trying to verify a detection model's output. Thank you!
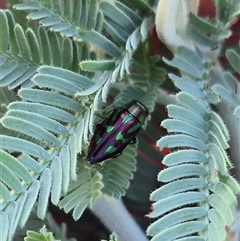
[93, 195, 149, 241]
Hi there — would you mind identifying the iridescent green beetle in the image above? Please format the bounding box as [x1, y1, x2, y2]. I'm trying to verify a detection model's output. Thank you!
[87, 100, 149, 164]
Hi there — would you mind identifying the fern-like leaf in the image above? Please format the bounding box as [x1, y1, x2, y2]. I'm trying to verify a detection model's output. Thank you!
[102, 233, 119, 241]
[0, 10, 91, 88]
[14, 0, 102, 37]
[0, 65, 101, 239]
[98, 144, 137, 199]
[78, 1, 155, 88]
[59, 163, 104, 220]
[0, 61, 156, 239]
[0, 10, 38, 88]
[212, 49, 240, 118]
[147, 46, 240, 241]
[24, 226, 57, 241]
[131, 44, 166, 86]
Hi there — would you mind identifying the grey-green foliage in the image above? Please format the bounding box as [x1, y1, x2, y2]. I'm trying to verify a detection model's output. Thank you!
[188, 0, 240, 48]
[0, 65, 155, 240]
[147, 46, 240, 241]
[23, 226, 59, 241]
[0, 1, 162, 240]
[0, 9, 91, 89]
[188, 0, 240, 120]
[102, 233, 119, 241]
[147, 0, 240, 239]
[13, 0, 103, 36]
[131, 44, 166, 86]
[9, 0, 156, 90]
[0, 1, 239, 241]
[22, 222, 76, 241]
[13, 210, 76, 241]
[212, 49, 240, 118]
[77, 1, 155, 87]
[0, 73, 95, 239]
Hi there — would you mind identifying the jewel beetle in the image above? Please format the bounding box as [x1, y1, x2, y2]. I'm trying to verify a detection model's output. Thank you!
[87, 100, 149, 164]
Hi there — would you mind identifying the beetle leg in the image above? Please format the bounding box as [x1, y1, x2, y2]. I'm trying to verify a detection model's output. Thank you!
[130, 137, 137, 144]
[111, 153, 122, 159]
[94, 114, 104, 120]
